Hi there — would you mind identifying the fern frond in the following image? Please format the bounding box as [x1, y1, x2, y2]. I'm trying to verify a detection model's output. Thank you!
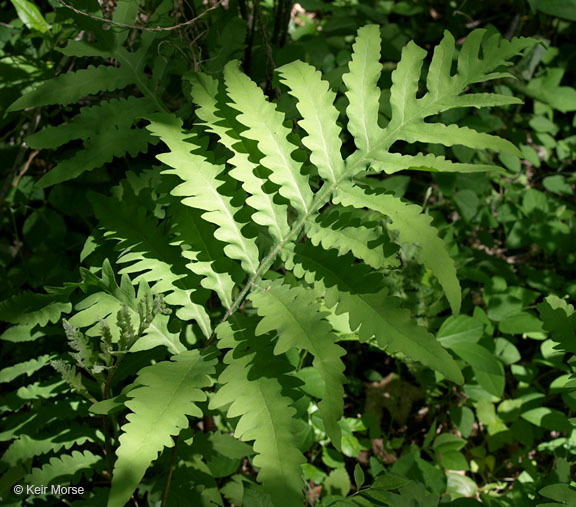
[89, 192, 212, 335]
[27, 450, 102, 486]
[342, 24, 384, 153]
[170, 205, 238, 310]
[210, 320, 306, 507]
[2, 429, 100, 468]
[305, 207, 397, 270]
[0, 291, 72, 327]
[109, 349, 217, 507]
[36, 126, 153, 189]
[71, 261, 185, 353]
[147, 114, 261, 276]
[289, 245, 462, 383]
[335, 290, 464, 384]
[0, 355, 53, 383]
[223, 61, 314, 216]
[277, 61, 345, 182]
[334, 181, 461, 314]
[26, 97, 154, 149]
[250, 281, 346, 448]
[344, 27, 535, 176]
[7, 65, 135, 110]
[190, 73, 291, 244]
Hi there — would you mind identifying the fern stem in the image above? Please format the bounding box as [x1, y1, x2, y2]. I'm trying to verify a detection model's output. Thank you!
[161, 436, 179, 507]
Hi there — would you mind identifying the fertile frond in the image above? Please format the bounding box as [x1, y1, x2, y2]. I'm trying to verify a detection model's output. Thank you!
[147, 114, 260, 276]
[334, 182, 461, 313]
[250, 281, 346, 448]
[210, 320, 306, 507]
[223, 61, 314, 216]
[109, 349, 217, 507]
[71, 261, 184, 353]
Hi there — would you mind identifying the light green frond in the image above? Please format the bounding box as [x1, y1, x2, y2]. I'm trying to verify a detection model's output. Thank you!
[27, 450, 102, 486]
[250, 281, 346, 448]
[288, 245, 462, 383]
[1, 429, 99, 468]
[147, 113, 260, 276]
[399, 123, 521, 156]
[190, 72, 290, 244]
[170, 206, 237, 310]
[335, 182, 461, 314]
[223, 61, 314, 216]
[277, 61, 345, 182]
[210, 324, 306, 507]
[0, 355, 54, 383]
[335, 289, 463, 384]
[90, 193, 212, 334]
[8, 65, 135, 110]
[368, 151, 504, 174]
[305, 208, 395, 269]
[108, 349, 217, 507]
[342, 24, 384, 153]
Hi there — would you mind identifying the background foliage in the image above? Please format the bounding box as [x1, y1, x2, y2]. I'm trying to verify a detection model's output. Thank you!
[1, 0, 575, 505]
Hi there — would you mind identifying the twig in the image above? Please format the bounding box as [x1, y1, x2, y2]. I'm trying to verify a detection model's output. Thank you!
[13, 149, 39, 187]
[55, 0, 223, 32]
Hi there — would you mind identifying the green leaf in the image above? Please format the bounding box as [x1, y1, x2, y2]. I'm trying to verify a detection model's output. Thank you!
[437, 315, 484, 347]
[534, 0, 576, 20]
[278, 61, 345, 182]
[0, 355, 53, 383]
[324, 467, 351, 497]
[210, 322, 306, 507]
[147, 113, 260, 276]
[335, 182, 461, 314]
[223, 61, 313, 216]
[27, 450, 102, 486]
[10, 0, 49, 33]
[189, 72, 290, 244]
[450, 344, 505, 398]
[354, 464, 365, 490]
[251, 281, 346, 449]
[446, 472, 478, 499]
[521, 407, 572, 431]
[109, 349, 217, 507]
[8, 66, 135, 110]
[539, 483, 576, 503]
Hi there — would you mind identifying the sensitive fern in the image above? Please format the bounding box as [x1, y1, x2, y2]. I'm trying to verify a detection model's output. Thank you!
[0, 22, 535, 505]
